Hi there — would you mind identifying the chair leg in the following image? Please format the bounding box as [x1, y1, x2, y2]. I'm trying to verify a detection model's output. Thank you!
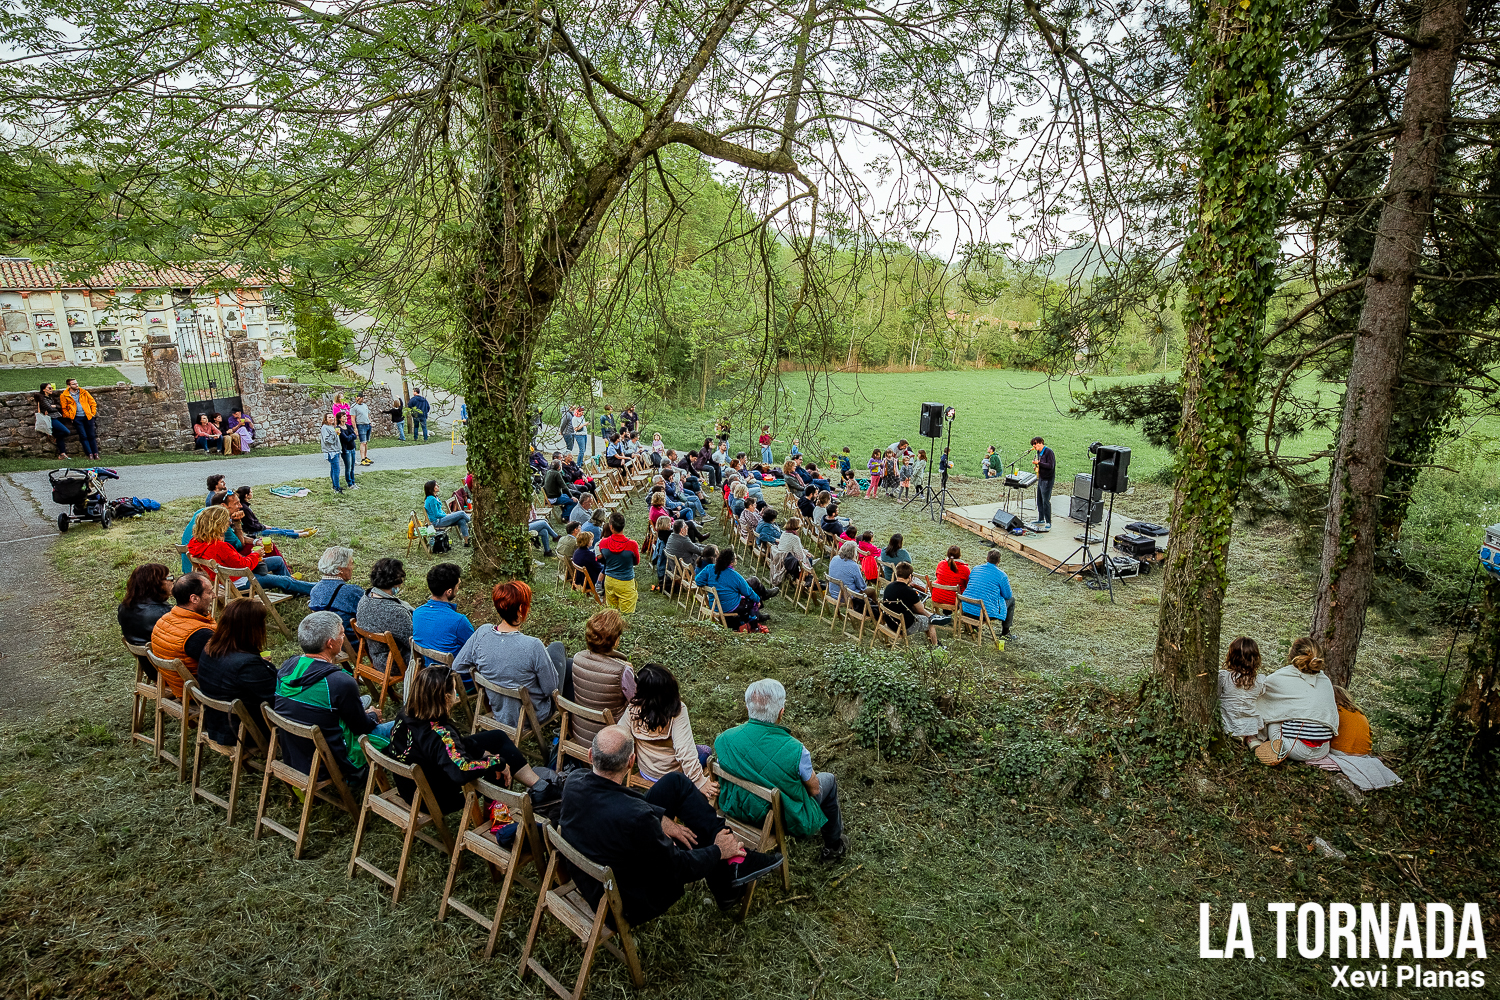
[226, 751, 244, 826]
[518, 854, 559, 982]
[190, 733, 207, 805]
[391, 817, 419, 904]
[294, 762, 322, 860]
[484, 852, 523, 960]
[347, 774, 377, 880]
[177, 708, 192, 782]
[253, 754, 275, 842]
[738, 879, 757, 921]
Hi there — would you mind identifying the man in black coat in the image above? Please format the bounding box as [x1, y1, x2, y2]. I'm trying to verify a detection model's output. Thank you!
[558, 726, 781, 925]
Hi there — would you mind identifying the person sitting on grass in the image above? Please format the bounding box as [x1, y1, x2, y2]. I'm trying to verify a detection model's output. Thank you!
[386, 664, 543, 818]
[275, 610, 393, 783]
[931, 545, 969, 608]
[149, 571, 217, 698]
[424, 479, 472, 547]
[628, 662, 716, 796]
[206, 473, 228, 506]
[840, 467, 859, 496]
[196, 598, 276, 746]
[193, 413, 222, 454]
[234, 485, 316, 539]
[714, 678, 848, 863]
[1252, 637, 1339, 767]
[694, 548, 773, 631]
[961, 548, 1013, 638]
[118, 562, 174, 680]
[187, 506, 314, 596]
[881, 562, 941, 645]
[354, 557, 415, 679]
[559, 726, 783, 924]
[454, 580, 574, 727]
[1217, 636, 1266, 746]
[571, 609, 637, 744]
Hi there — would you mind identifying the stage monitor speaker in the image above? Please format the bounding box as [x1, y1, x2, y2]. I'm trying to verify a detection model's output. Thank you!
[992, 510, 1023, 532]
[1092, 445, 1132, 493]
[919, 402, 946, 438]
[1068, 494, 1103, 524]
[1072, 473, 1102, 503]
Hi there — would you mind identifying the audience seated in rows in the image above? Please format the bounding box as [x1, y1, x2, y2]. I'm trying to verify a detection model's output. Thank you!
[308, 546, 365, 645]
[118, 562, 174, 680]
[571, 609, 636, 743]
[695, 548, 773, 632]
[196, 598, 276, 746]
[826, 540, 867, 609]
[455, 580, 574, 727]
[769, 517, 816, 587]
[273, 610, 393, 783]
[930, 545, 969, 607]
[354, 557, 414, 675]
[880, 562, 941, 645]
[559, 726, 783, 925]
[386, 664, 542, 817]
[714, 679, 847, 862]
[149, 571, 217, 698]
[627, 663, 714, 795]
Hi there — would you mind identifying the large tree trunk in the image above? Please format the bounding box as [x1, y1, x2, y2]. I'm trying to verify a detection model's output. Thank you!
[1311, 0, 1468, 687]
[1453, 575, 1500, 756]
[463, 18, 545, 580]
[1149, 0, 1291, 727]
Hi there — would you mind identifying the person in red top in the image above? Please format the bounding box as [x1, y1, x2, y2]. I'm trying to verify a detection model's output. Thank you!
[931, 545, 970, 607]
[758, 425, 774, 465]
[596, 511, 642, 614]
[187, 506, 313, 596]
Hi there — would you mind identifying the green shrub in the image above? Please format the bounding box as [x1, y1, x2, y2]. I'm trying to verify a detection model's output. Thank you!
[819, 646, 957, 756]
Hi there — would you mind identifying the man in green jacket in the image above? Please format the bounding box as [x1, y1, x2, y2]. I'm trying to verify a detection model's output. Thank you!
[713, 678, 847, 863]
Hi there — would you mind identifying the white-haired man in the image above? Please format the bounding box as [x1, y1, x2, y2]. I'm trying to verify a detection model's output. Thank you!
[274, 610, 392, 781]
[559, 726, 782, 924]
[714, 678, 847, 862]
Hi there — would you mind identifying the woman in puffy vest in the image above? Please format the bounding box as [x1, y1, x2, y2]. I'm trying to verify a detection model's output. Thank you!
[569, 609, 635, 745]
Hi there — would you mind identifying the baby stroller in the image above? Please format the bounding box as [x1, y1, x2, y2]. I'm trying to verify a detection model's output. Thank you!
[49, 467, 120, 533]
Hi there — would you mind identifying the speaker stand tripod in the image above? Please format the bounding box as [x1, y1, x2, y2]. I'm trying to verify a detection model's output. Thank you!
[1049, 456, 1118, 602]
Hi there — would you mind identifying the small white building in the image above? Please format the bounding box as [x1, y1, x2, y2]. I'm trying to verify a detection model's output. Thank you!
[0, 259, 294, 366]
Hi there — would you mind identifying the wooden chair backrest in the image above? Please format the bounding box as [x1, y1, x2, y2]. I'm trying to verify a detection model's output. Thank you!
[361, 737, 453, 846]
[873, 597, 908, 644]
[700, 586, 732, 628]
[410, 640, 454, 669]
[545, 820, 612, 885]
[145, 649, 195, 694]
[555, 693, 615, 769]
[710, 759, 784, 847]
[470, 672, 548, 749]
[352, 621, 407, 678]
[187, 684, 269, 755]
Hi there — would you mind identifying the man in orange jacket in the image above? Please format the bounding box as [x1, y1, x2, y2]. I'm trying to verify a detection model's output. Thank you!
[58, 377, 100, 460]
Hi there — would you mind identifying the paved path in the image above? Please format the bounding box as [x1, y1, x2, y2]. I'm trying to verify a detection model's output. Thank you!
[0, 440, 466, 717]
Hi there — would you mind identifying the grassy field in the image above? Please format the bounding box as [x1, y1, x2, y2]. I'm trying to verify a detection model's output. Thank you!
[0, 365, 129, 392]
[1, 459, 1491, 999]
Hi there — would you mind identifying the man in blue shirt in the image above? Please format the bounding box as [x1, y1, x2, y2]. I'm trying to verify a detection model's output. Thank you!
[411, 562, 476, 679]
[962, 548, 1014, 638]
[408, 391, 431, 441]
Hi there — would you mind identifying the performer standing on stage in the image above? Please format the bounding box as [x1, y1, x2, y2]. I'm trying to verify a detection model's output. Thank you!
[1030, 437, 1055, 532]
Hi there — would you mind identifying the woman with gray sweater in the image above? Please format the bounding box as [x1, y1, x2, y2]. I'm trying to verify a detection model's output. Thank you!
[319, 413, 344, 493]
[354, 557, 415, 677]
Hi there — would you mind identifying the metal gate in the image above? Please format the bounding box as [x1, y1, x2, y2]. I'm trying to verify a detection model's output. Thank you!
[174, 293, 242, 422]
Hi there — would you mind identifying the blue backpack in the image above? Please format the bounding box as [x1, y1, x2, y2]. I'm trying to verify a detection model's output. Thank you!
[131, 497, 161, 511]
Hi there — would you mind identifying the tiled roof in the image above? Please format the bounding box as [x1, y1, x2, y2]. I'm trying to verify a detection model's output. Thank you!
[0, 259, 270, 292]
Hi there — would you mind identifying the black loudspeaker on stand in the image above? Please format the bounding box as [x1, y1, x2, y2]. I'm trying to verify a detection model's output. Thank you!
[1049, 444, 1131, 602]
[905, 402, 956, 522]
[918, 402, 946, 440]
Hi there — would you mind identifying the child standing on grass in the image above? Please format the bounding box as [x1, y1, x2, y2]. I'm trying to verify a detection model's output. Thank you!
[789, 438, 801, 459]
[882, 450, 899, 498]
[897, 454, 915, 499]
[759, 425, 774, 465]
[865, 449, 882, 498]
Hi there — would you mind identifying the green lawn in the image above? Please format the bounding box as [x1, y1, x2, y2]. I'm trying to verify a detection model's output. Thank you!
[1, 461, 1489, 998]
[0, 365, 129, 392]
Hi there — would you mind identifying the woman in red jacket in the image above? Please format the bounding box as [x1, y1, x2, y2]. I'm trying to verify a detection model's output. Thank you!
[187, 506, 313, 595]
[931, 545, 970, 608]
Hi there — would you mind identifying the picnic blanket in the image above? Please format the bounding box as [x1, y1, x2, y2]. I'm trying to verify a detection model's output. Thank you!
[1302, 751, 1402, 791]
[269, 485, 310, 498]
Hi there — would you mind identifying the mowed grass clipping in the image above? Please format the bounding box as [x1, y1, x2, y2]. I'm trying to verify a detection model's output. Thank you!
[3, 459, 1488, 999]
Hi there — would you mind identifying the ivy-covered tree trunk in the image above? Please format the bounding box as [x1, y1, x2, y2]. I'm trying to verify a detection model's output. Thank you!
[1310, 0, 1468, 687]
[1149, 0, 1292, 728]
[462, 16, 544, 580]
[1453, 576, 1500, 756]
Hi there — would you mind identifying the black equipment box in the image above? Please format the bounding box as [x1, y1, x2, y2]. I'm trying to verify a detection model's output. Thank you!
[1068, 494, 1102, 524]
[1089, 554, 1143, 578]
[992, 510, 1024, 532]
[1113, 532, 1157, 559]
[1125, 520, 1169, 537]
[1004, 471, 1037, 488]
[1072, 473, 1102, 502]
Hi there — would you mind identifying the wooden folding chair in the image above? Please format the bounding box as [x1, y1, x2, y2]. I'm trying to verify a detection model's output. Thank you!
[347, 737, 455, 903]
[555, 551, 571, 593]
[471, 671, 549, 753]
[519, 822, 646, 1000]
[124, 639, 159, 751]
[411, 640, 477, 729]
[554, 694, 615, 771]
[927, 583, 963, 642]
[711, 759, 793, 919]
[842, 590, 873, 646]
[211, 561, 296, 641]
[439, 778, 546, 958]
[818, 578, 847, 627]
[187, 682, 268, 825]
[872, 597, 910, 648]
[189, 555, 231, 616]
[790, 566, 818, 613]
[568, 563, 606, 606]
[699, 587, 734, 630]
[351, 621, 408, 713]
[255, 705, 360, 859]
[957, 594, 1005, 649]
[146, 650, 199, 781]
[407, 508, 448, 556]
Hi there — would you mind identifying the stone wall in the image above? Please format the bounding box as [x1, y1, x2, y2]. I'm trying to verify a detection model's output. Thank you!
[0, 383, 193, 457]
[0, 332, 394, 456]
